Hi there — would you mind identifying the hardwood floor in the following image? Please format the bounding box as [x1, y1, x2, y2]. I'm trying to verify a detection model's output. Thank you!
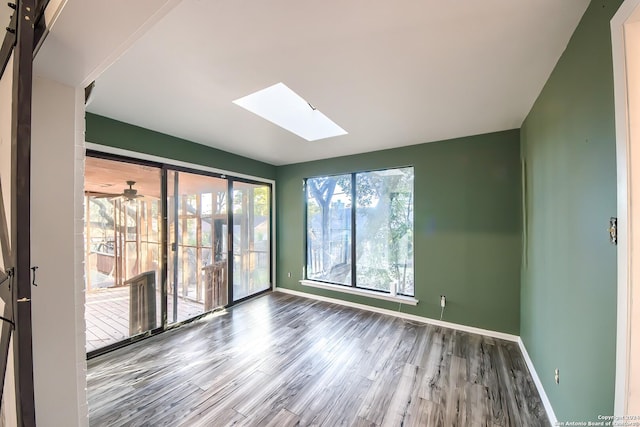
[87, 292, 549, 426]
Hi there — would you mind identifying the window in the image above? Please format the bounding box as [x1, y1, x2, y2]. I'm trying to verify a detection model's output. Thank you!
[305, 167, 414, 296]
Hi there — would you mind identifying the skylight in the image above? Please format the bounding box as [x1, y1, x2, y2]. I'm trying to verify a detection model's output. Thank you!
[233, 83, 347, 142]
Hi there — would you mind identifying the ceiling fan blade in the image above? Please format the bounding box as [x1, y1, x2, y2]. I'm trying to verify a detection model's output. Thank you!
[110, 194, 145, 203]
[85, 191, 119, 198]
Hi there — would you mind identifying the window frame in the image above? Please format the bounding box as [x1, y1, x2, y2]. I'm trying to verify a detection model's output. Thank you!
[303, 166, 415, 298]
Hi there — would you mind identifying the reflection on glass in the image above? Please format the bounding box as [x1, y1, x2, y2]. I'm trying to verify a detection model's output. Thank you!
[305, 175, 352, 285]
[232, 182, 271, 301]
[356, 168, 414, 296]
[84, 157, 162, 352]
[168, 171, 228, 323]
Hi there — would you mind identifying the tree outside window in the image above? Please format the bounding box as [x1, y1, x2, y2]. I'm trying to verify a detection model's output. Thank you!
[305, 167, 414, 296]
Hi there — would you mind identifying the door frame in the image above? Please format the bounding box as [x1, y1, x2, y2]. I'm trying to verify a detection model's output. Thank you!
[612, 0, 640, 414]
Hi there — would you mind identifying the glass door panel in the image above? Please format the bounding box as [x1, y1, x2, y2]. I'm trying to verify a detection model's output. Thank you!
[232, 182, 271, 301]
[84, 157, 162, 353]
[167, 171, 228, 324]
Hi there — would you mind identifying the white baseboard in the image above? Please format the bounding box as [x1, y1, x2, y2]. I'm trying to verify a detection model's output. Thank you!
[518, 337, 557, 425]
[274, 287, 519, 342]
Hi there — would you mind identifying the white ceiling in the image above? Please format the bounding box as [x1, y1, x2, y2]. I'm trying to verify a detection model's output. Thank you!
[34, 0, 182, 88]
[80, 0, 589, 166]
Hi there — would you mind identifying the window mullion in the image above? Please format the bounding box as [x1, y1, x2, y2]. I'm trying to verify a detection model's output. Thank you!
[351, 173, 357, 287]
[303, 179, 308, 280]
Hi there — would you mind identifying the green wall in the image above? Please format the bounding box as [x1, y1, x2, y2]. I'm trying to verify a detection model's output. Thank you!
[520, 0, 621, 421]
[277, 130, 522, 334]
[85, 113, 276, 180]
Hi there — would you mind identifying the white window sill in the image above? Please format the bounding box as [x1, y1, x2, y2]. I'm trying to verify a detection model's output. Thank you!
[299, 280, 418, 306]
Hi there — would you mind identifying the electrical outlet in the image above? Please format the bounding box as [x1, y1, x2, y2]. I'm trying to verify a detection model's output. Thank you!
[554, 369, 560, 384]
[287, 272, 291, 278]
[440, 295, 446, 308]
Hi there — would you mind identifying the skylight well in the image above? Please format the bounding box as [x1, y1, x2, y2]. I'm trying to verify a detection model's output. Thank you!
[233, 83, 347, 142]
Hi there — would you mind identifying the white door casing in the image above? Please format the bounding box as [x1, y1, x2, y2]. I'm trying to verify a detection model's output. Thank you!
[612, 0, 640, 415]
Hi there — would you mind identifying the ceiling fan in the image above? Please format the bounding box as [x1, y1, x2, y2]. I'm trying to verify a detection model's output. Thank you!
[120, 181, 142, 201]
[85, 181, 143, 201]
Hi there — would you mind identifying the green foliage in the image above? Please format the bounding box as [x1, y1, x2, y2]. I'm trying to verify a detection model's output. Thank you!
[306, 168, 414, 294]
[253, 186, 270, 216]
[233, 186, 270, 216]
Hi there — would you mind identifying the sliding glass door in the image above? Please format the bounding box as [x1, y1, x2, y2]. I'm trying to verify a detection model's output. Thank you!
[232, 182, 271, 301]
[167, 170, 229, 324]
[85, 153, 272, 354]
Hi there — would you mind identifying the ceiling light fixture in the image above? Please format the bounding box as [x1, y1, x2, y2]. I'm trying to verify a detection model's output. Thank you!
[233, 82, 347, 141]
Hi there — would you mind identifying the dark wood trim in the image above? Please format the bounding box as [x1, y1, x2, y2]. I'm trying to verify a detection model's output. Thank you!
[0, 0, 49, 79]
[33, 1, 49, 22]
[11, 0, 36, 424]
[32, 0, 51, 57]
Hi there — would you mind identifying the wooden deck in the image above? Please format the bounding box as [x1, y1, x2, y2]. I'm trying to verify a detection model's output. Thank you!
[86, 286, 204, 353]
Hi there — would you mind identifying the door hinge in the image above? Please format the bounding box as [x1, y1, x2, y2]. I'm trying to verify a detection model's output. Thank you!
[609, 217, 617, 245]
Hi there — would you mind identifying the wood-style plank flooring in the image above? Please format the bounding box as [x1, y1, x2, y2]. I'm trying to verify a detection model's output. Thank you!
[87, 292, 549, 426]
